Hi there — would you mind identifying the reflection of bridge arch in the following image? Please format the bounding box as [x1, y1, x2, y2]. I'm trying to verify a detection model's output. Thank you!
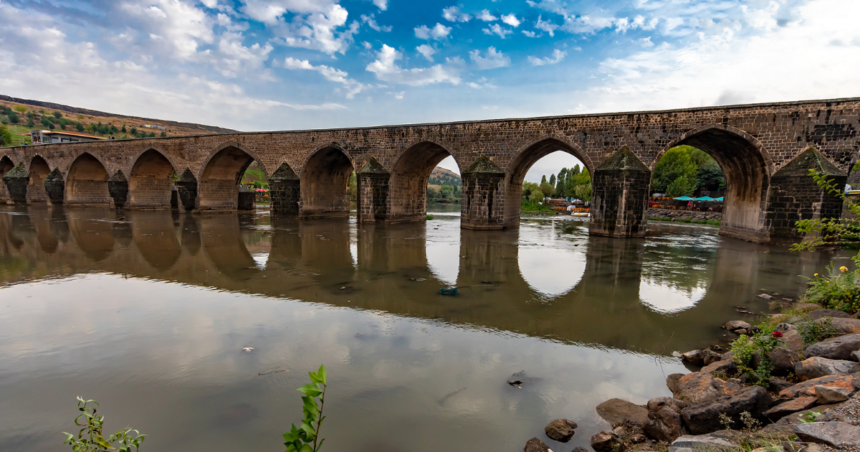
[128, 211, 181, 271]
[66, 209, 115, 261]
[199, 215, 259, 281]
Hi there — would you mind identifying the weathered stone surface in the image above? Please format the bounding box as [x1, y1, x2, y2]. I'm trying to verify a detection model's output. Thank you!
[644, 397, 688, 443]
[682, 350, 704, 366]
[544, 419, 577, 442]
[767, 377, 794, 392]
[672, 372, 739, 405]
[808, 309, 852, 320]
[779, 375, 854, 399]
[792, 422, 860, 448]
[596, 398, 649, 427]
[814, 385, 852, 404]
[667, 374, 684, 394]
[795, 357, 860, 380]
[824, 317, 860, 334]
[763, 396, 818, 419]
[701, 360, 737, 375]
[681, 386, 773, 434]
[524, 437, 551, 452]
[725, 320, 752, 333]
[591, 431, 622, 452]
[770, 347, 803, 374]
[701, 350, 723, 366]
[669, 434, 740, 452]
[780, 329, 804, 353]
[804, 334, 860, 360]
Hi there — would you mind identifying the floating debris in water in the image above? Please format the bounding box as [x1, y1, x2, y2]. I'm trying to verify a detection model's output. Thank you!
[242, 346, 254, 352]
[409, 278, 426, 282]
[757, 293, 774, 300]
[440, 288, 458, 296]
[257, 368, 289, 376]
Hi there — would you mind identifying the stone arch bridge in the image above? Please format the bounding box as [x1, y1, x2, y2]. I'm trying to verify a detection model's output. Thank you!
[2, 97, 858, 242]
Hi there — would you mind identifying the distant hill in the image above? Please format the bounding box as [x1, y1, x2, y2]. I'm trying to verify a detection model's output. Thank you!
[429, 167, 461, 187]
[0, 94, 236, 141]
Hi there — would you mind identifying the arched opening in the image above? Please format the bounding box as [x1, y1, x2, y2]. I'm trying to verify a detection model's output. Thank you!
[128, 149, 176, 209]
[0, 156, 13, 203]
[66, 153, 111, 206]
[389, 142, 461, 223]
[28, 156, 51, 203]
[300, 146, 354, 219]
[199, 146, 258, 211]
[655, 128, 769, 240]
[504, 138, 592, 227]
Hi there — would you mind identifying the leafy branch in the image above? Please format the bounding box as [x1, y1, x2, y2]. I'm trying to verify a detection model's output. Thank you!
[63, 397, 145, 452]
[791, 169, 860, 267]
[284, 364, 328, 452]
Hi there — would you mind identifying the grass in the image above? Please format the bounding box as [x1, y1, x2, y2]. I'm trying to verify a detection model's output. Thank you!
[649, 217, 721, 225]
[426, 215, 434, 220]
[1, 124, 33, 146]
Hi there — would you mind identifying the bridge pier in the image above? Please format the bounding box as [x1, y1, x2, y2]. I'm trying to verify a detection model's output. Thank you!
[176, 169, 198, 211]
[357, 157, 390, 224]
[2, 164, 29, 205]
[461, 156, 506, 230]
[269, 163, 300, 216]
[108, 171, 129, 208]
[45, 168, 65, 205]
[589, 147, 651, 238]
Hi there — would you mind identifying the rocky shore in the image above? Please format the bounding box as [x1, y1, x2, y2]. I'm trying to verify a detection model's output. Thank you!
[525, 300, 860, 452]
[648, 208, 722, 223]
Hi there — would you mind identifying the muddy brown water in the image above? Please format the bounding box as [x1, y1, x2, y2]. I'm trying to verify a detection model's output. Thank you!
[0, 205, 851, 452]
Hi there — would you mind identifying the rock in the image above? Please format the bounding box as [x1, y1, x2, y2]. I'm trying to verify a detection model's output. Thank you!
[791, 422, 860, 448]
[629, 434, 646, 444]
[809, 309, 852, 320]
[591, 431, 622, 452]
[767, 377, 794, 392]
[701, 360, 737, 376]
[779, 329, 804, 353]
[776, 322, 796, 332]
[667, 374, 684, 394]
[758, 294, 774, 300]
[644, 397, 688, 443]
[778, 375, 854, 399]
[524, 437, 551, 452]
[680, 386, 773, 435]
[763, 396, 818, 419]
[795, 356, 860, 380]
[669, 434, 740, 452]
[682, 350, 705, 366]
[725, 320, 753, 333]
[796, 303, 822, 311]
[702, 349, 723, 366]
[814, 385, 852, 404]
[804, 334, 860, 360]
[853, 350, 860, 362]
[572, 448, 589, 452]
[827, 318, 860, 334]
[596, 399, 649, 428]
[672, 372, 740, 405]
[544, 419, 578, 442]
[769, 348, 802, 374]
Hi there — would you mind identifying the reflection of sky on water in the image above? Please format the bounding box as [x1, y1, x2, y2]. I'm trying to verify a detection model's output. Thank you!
[639, 280, 707, 313]
[425, 242, 459, 287]
[251, 253, 268, 270]
[518, 247, 586, 298]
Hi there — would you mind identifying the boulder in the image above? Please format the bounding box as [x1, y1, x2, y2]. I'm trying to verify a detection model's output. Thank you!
[762, 396, 818, 419]
[791, 422, 860, 448]
[725, 320, 752, 333]
[524, 437, 551, 452]
[778, 374, 854, 399]
[672, 372, 739, 405]
[795, 356, 860, 380]
[779, 329, 804, 353]
[701, 360, 737, 376]
[814, 385, 852, 404]
[590, 431, 622, 452]
[667, 374, 684, 394]
[644, 397, 688, 443]
[596, 399, 648, 427]
[669, 434, 740, 452]
[544, 419, 578, 442]
[827, 318, 860, 334]
[767, 377, 794, 392]
[804, 334, 860, 360]
[853, 350, 860, 362]
[769, 347, 802, 374]
[572, 448, 589, 452]
[682, 350, 705, 366]
[702, 349, 723, 366]
[680, 386, 773, 435]
[808, 309, 851, 320]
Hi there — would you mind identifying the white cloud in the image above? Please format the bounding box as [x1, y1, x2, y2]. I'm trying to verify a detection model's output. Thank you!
[283, 57, 367, 98]
[415, 23, 451, 40]
[361, 14, 392, 32]
[216, 31, 273, 77]
[469, 47, 510, 70]
[241, 0, 335, 24]
[416, 44, 437, 62]
[120, 0, 214, 58]
[442, 6, 471, 22]
[373, 0, 388, 11]
[501, 14, 520, 27]
[638, 37, 654, 47]
[275, 5, 359, 55]
[477, 10, 498, 21]
[391, 91, 405, 99]
[467, 77, 495, 89]
[482, 24, 512, 39]
[366, 44, 463, 86]
[535, 16, 558, 37]
[528, 49, 566, 66]
[522, 30, 537, 38]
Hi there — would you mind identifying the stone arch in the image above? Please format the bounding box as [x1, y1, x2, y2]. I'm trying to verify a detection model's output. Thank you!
[198, 143, 262, 211]
[28, 156, 52, 203]
[503, 137, 592, 227]
[656, 124, 772, 241]
[65, 152, 111, 206]
[0, 155, 14, 203]
[299, 144, 354, 219]
[388, 141, 461, 223]
[128, 148, 177, 208]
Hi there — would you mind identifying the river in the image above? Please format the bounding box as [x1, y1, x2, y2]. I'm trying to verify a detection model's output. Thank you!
[0, 205, 848, 452]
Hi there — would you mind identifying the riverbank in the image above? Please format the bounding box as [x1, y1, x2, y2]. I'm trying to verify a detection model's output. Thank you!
[648, 208, 722, 225]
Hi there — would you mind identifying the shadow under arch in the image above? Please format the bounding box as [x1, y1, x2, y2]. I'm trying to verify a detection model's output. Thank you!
[128, 148, 177, 209]
[0, 156, 13, 203]
[66, 208, 115, 262]
[198, 144, 260, 211]
[657, 125, 772, 241]
[503, 137, 593, 228]
[127, 210, 182, 271]
[388, 141, 461, 223]
[300, 145, 354, 219]
[28, 156, 51, 203]
[66, 152, 111, 206]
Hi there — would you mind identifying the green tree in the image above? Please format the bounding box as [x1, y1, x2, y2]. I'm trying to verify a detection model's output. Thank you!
[549, 174, 556, 186]
[570, 164, 581, 175]
[8, 112, 19, 124]
[130, 127, 137, 136]
[651, 147, 699, 194]
[666, 174, 697, 197]
[26, 118, 35, 128]
[160, 131, 167, 138]
[76, 123, 85, 132]
[348, 172, 357, 201]
[697, 160, 725, 192]
[427, 186, 439, 200]
[540, 175, 547, 185]
[12, 105, 27, 114]
[574, 182, 592, 202]
[53, 111, 62, 118]
[439, 184, 454, 200]
[528, 189, 543, 205]
[555, 168, 567, 197]
[522, 182, 540, 201]
[121, 125, 127, 133]
[0, 125, 12, 146]
[539, 182, 555, 198]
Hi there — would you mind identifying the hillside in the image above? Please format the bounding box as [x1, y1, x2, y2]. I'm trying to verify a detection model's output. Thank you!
[0, 94, 235, 145]
[429, 167, 461, 187]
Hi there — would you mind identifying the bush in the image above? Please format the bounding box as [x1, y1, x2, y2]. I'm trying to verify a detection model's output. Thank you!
[0, 125, 12, 146]
[63, 397, 145, 452]
[730, 327, 783, 387]
[8, 112, 19, 124]
[53, 111, 63, 118]
[76, 123, 85, 132]
[12, 105, 27, 113]
[802, 265, 860, 313]
[798, 318, 839, 344]
[0, 118, 7, 125]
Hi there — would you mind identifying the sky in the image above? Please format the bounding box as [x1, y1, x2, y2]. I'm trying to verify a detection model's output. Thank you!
[2, 0, 859, 181]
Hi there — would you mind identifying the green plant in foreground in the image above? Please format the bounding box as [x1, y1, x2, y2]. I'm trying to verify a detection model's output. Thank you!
[731, 328, 783, 387]
[63, 397, 145, 452]
[798, 411, 823, 423]
[284, 364, 328, 452]
[426, 215, 434, 220]
[801, 264, 860, 314]
[798, 317, 839, 345]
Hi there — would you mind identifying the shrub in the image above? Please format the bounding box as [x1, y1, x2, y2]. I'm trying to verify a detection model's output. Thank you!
[76, 123, 85, 132]
[802, 265, 860, 314]
[0, 125, 12, 146]
[284, 365, 328, 452]
[53, 111, 63, 118]
[730, 327, 783, 387]
[62, 397, 146, 452]
[798, 318, 839, 345]
[0, 118, 7, 125]
[12, 105, 27, 113]
[8, 112, 19, 124]
[26, 119, 35, 128]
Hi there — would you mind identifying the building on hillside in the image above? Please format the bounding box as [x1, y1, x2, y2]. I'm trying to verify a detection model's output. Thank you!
[29, 130, 107, 145]
[142, 124, 166, 130]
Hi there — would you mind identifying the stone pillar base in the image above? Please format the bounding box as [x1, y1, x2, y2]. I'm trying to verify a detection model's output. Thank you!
[357, 157, 390, 223]
[108, 170, 128, 208]
[461, 156, 505, 230]
[2, 163, 29, 205]
[269, 163, 301, 216]
[176, 169, 198, 211]
[589, 147, 651, 238]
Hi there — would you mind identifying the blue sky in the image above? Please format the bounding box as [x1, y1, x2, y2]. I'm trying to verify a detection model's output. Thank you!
[2, 0, 859, 180]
